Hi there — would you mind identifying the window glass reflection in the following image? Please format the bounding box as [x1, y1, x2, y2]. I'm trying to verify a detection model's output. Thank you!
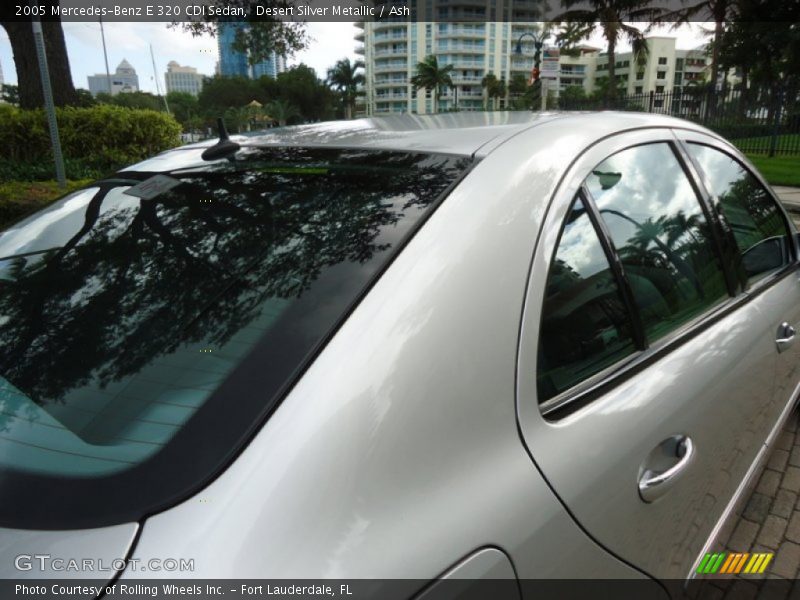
[586, 143, 728, 343]
[687, 143, 790, 284]
[538, 198, 636, 403]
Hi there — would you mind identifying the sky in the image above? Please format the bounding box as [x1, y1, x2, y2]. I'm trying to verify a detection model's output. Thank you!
[0, 21, 711, 94]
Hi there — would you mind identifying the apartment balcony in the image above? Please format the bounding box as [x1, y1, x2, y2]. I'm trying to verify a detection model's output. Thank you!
[354, 21, 364, 29]
[374, 47, 408, 57]
[374, 79, 409, 88]
[374, 34, 408, 45]
[436, 44, 486, 54]
[375, 92, 409, 101]
[436, 26, 486, 39]
[354, 31, 365, 42]
[450, 76, 484, 85]
[374, 62, 408, 73]
[447, 59, 486, 68]
[355, 44, 365, 55]
[373, 21, 407, 31]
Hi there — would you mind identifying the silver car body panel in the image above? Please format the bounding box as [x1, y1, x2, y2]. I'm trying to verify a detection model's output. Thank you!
[120, 115, 686, 583]
[6, 113, 794, 585]
[0, 524, 137, 580]
[516, 125, 800, 578]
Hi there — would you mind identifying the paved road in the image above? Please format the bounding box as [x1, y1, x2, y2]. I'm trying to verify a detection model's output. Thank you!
[776, 187, 800, 227]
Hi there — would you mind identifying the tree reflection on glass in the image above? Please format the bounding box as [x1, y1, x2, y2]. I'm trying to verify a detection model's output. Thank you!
[588, 143, 729, 343]
[0, 148, 469, 474]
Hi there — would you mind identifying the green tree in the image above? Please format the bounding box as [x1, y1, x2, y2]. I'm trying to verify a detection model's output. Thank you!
[111, 91, 165, 111]
[274, 64, 337, 122]
[558, 85, 587, 108]
[590, 76, 627, 101]
[555, 2, 660, 101]
[410, 55, 454, 113]
[481, 73, 507, 110]
[1, 2, 78, 109]
[1, 84, 19, 105]
[658, 0, 743, 91]
[265, 98, 301, 126]
[198, 76, 259, 118]
[326, 58, 365, 120]
[174, 2, 308, 65]
[73, 89, 96, 107]
[166, 91, 200, 130]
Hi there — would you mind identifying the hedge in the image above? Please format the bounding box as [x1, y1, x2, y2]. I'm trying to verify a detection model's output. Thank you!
[0, 104, 182, 180]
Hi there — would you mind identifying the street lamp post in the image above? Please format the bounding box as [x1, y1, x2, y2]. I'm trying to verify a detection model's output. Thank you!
[514, 31, 545, 84]
[515, 30, 549, 110]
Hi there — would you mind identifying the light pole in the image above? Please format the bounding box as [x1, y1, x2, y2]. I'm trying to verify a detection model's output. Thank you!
[32, 17, 66, 189]
[515, 30, 549, 110]
[515, 31, 546, 85]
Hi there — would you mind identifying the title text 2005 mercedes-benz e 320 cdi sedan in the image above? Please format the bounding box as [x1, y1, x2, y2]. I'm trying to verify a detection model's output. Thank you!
[1, 112, 799, 596]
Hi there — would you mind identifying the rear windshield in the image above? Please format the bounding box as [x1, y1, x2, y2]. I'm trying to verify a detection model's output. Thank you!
[0, 147, 471, 528]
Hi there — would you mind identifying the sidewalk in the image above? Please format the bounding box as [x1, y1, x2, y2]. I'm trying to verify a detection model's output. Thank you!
[775, 186, 800, 216]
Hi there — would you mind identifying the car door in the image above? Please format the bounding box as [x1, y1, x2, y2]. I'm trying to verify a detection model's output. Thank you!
[516, 129, 782, 579]
[678, 132, 800, 425]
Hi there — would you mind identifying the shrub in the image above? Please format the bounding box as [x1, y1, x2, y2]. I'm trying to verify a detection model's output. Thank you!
[0, 104, 182, 179]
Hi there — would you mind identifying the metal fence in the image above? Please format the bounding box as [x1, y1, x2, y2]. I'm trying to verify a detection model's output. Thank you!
[558, 88, 800, 156]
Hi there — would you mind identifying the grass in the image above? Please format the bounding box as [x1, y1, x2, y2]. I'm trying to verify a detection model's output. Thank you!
[733, 133, 800, 149]
[745, 154, 800, 187]
[0, 180, 90, 229]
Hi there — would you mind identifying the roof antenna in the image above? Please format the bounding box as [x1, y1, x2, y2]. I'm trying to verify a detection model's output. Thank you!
[201, 118, 241, 161]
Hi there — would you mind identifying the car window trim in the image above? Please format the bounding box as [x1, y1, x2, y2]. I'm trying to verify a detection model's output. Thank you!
[540, 139, 740, 419]
[578, 186, 647, 350]
[670, 136, 740, 297]
[675, 136, 798, 290]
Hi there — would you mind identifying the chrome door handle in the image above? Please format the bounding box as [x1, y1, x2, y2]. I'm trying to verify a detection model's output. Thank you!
[638, 436, 694, 503]
[776, 322, 796, 353]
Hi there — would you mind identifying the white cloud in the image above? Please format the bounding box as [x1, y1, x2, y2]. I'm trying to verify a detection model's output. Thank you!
[0, 21, 706, 92]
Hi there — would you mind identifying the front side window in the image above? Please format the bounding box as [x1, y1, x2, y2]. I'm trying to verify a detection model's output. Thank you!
[586, 143, 728, 343]
[537, 198, 637, 404]
[686, 143, 791, 284]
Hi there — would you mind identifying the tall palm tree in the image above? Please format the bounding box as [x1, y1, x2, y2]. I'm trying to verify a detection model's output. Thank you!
[410, 55, 454, 113]
[326, 58, 365, 120]
[555, 1, 664, 101]
[265, 99, 301, 127]
[656, 0, 742, 92]
[481, 73, 507, 110]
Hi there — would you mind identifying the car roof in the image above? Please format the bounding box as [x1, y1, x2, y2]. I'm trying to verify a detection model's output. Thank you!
[131, 111, 719, 173]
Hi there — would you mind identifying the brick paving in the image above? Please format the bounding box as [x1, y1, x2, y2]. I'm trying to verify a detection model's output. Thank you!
[699, 411, 800, 598]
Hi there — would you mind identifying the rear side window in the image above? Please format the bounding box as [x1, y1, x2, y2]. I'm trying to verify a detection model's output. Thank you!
[537, 197, 637, 403]
[686, 143, 791, 284]
[0, 147, 471, 529]
[585, 143, 728, 343]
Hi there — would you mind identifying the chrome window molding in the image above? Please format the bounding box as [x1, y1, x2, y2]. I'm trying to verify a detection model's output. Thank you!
[526, 127, 797, 420]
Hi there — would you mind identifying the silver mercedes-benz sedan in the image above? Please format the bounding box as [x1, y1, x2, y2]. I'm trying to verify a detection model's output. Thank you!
[1, 112, 798, 596]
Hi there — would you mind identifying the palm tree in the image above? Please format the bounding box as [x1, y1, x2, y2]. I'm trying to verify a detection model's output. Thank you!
[326, 58, 365, 120]
[481, 73, 507, 110]
[555, 2, 664, 102]
[656, 0, 742, 92]
[410, 55, 454, 113]
[265, 99, 300, 127]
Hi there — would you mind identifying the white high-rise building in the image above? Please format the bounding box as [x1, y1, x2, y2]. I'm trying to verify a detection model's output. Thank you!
[357, 16, 711, 115]
[165, 61, 204, 96]
[87, 59, 140, 96]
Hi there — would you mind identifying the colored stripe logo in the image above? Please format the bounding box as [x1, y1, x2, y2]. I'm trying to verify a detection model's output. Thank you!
[696, 552, 773, 575]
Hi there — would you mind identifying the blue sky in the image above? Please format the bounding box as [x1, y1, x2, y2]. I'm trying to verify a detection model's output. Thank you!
[0, 21, 360, 92]
[0, 22, 709, 94]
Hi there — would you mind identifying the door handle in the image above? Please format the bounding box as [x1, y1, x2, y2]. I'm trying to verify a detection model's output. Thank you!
[638, 436, 694, 503]
[777, 322, 796, 353]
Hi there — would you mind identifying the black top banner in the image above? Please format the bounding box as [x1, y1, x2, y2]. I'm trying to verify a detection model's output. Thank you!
[0, 0, 777, 23]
